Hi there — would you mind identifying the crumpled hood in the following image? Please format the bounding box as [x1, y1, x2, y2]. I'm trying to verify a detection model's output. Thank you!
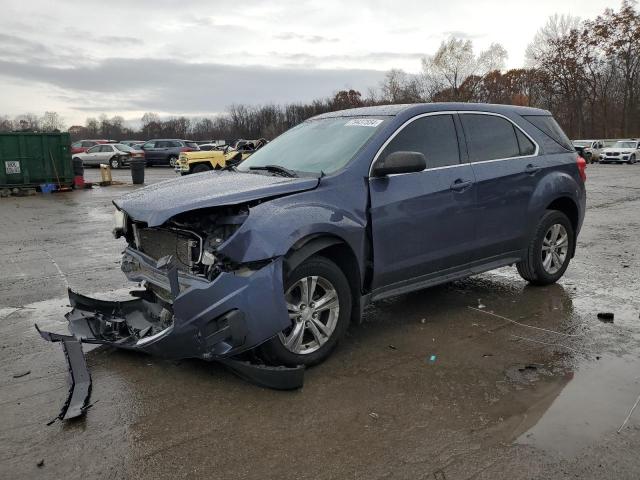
[114, 170, 319, 226]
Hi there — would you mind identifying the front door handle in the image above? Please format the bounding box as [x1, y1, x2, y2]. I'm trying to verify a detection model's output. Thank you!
[450, 179, 473, 192]
[525, 163, 542, 175]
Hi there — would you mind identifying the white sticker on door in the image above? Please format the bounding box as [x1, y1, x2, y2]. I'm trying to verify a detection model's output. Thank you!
[345, 119, 383, 127]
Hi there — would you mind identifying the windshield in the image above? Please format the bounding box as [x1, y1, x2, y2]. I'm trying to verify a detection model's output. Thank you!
[613, 141, 638, 149]
[114, 144, 135, 152]
[238, 117, 388, 175]
[573, 141, 590, 147]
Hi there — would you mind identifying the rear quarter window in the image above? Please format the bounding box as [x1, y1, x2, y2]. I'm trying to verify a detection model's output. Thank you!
[522, 115, 573, 151]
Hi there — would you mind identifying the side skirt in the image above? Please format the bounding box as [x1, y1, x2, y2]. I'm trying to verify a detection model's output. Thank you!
[369, 252, 522, 302]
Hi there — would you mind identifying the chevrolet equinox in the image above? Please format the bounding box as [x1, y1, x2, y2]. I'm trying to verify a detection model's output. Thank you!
[50, 103, 587, 370]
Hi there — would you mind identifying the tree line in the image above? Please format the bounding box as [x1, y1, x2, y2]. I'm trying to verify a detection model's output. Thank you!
[1, 1, 638, 142]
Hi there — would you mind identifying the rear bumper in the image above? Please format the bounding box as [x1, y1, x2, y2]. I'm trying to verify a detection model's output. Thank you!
[61, 248, 290, 361]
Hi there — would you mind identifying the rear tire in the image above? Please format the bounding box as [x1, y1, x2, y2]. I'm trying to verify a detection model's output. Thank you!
[109, 156, 121, 169]
[259, 256, 351, 367]
[517, 210, 575, 286]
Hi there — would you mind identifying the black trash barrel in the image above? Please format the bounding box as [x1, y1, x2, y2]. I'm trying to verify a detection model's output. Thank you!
[72, 157, 84, 177]
[130, 159, 145, 185]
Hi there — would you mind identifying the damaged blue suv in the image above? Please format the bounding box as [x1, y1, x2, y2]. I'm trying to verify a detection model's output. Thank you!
[51, 103, 587, 373]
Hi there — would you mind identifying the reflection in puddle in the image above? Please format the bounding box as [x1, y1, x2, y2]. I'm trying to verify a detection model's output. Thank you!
[517, 355, 640, 457]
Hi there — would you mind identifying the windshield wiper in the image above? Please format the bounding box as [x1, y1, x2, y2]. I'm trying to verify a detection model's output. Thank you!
[249, 165, 298, 177]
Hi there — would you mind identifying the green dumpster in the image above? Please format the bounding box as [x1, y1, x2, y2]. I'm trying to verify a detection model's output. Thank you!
[0, 132, 74, 189]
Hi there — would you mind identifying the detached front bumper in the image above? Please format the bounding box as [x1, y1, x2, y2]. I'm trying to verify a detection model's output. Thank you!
[37, 250, 304, 398]
[66, 248, 291, 360]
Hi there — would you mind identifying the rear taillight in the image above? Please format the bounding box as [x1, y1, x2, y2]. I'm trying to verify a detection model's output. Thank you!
[577, 156, 587, 181]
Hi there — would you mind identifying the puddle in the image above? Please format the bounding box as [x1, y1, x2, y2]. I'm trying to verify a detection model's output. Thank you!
[517, 355, 640, 457]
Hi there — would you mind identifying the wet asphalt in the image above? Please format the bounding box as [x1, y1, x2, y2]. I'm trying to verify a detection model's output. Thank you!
[1, 164, 639, 479]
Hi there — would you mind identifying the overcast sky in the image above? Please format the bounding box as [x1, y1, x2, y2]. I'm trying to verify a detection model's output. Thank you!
[0, 0, 614, 126]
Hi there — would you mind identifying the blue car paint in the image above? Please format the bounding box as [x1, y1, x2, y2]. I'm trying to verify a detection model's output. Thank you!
[70, 103, 585, 360]
[114, 170, 319, 227]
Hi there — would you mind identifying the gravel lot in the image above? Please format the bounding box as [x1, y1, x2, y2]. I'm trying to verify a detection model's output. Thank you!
[1, 164, 639, 479]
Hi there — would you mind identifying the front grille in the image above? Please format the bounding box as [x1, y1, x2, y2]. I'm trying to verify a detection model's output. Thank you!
[136, 227, 200, 270]
[608, 152, 619, 156]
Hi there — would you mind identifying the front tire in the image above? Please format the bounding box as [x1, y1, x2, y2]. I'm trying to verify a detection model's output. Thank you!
[629, 154, 636, 165]
[259, 256, 352, 367]
[191, 163, 211, 174]
[517, 210, 575, 286]
[168, 156, 178, 168]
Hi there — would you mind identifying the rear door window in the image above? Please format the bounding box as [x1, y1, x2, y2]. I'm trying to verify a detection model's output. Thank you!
[380, 114, 460, 169]
[460, 114, 521, 162]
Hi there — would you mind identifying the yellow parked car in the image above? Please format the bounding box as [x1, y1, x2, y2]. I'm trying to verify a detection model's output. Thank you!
[175, 139, 267, 175]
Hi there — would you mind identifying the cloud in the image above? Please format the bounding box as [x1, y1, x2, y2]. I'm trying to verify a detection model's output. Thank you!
[271, 51, 426, 66]
[0, 57, 387, 114]
[440, 30, 486, 40]
[274, 32, 339, 43]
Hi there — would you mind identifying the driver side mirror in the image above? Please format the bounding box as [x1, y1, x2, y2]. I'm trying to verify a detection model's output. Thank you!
[371, 151, 426, 177]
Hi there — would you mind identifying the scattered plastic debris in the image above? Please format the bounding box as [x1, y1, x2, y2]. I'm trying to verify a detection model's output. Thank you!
[428, 355, 437, 363]
[597, 312, 614, 322]
[388, 345, 397, 350]
[420, 318, 426, 324]
[37, 459, 44, 468]
[477, 299, 486, 309]
[12, 370, 31, 378]
[369, 412, 379, 419]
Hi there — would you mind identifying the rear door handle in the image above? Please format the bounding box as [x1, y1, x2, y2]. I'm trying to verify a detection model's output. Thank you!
[450, 179, 473, 192]
[525, 163, 542, 175]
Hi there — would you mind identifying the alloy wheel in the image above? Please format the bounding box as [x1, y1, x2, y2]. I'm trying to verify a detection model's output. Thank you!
[541, 223, 569, 274]
[279, 275, 340, 355]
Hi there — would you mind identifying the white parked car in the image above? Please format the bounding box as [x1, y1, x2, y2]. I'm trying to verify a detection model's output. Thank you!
[73, 143, 145, 169]
[599, 140, 639, 165]
[572, 139, 604, 163]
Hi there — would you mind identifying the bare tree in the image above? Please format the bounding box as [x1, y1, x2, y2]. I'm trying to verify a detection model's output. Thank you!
[525, 14, 581, 67]
[40, 111, 65, 132]
[422, 38, 507, 101]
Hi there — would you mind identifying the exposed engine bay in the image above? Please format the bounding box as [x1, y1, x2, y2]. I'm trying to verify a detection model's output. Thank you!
[115, 205, 250, 280]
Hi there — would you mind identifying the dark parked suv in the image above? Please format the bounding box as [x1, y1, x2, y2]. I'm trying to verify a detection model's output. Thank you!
[49, 103, 587, 374]
[141, 139, 199, 166]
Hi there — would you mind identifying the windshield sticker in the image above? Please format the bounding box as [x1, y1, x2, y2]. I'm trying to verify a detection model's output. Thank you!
[345, 119, 383, 127]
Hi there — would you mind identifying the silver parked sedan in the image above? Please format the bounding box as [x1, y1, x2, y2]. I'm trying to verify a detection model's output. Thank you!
[73, 143, 145, 168]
